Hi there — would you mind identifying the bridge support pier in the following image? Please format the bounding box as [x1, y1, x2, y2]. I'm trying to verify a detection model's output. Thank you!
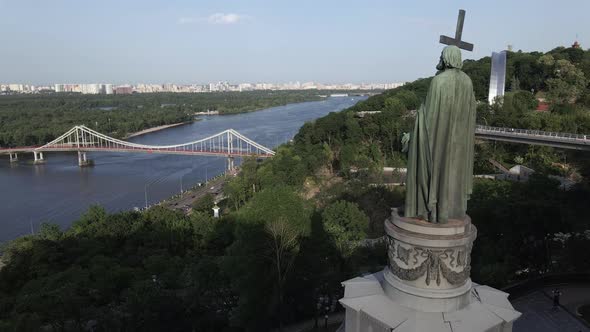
[33, 151, 45, 164]
[9, 153, 18, 163]
[78, 151, 92, 167]
[227, 156, 235, 172]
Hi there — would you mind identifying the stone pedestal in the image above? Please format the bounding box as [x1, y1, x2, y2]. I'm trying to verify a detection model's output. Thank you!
[339, 209, 521, 332]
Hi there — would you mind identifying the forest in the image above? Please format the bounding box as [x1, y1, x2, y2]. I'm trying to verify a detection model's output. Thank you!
[1, 46, 590, 331]
[0, 90, 324, 147]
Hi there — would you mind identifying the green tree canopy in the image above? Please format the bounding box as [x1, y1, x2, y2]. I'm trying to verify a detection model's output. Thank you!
[321, 200, 369, 257]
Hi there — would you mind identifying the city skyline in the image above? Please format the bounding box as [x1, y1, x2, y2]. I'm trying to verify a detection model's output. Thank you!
[0, 81, 406, 94]
[1, 0, 588, 84]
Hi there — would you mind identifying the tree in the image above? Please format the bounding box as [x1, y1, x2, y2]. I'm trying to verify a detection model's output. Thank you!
[394, 90, 420, 110]
[539, 55, 588, 105]
[378, 112, 402, 160]
[321, 200, 369, 257]
[37, 223, 62, 241]
[192, 193, 215, 213]
[383, 97, 405, 115]
[510, 75, 521, 91]
[225, 176, 248, 210]
[224, 186, 312, 330]
[265, 218, 302, 331]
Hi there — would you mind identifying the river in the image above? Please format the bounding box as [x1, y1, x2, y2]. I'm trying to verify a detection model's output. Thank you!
[0, 96, 365, 243]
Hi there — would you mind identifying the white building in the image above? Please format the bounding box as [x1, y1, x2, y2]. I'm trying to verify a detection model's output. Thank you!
[80, 84, 101, 94]
[488, 51, 507, 104]
[8, 84, 25, 92]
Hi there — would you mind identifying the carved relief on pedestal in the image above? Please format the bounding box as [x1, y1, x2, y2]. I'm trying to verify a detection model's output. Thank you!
[386, 235, 473, 286]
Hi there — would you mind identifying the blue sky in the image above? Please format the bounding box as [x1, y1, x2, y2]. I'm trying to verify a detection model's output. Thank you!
[0, 0, 588, 84]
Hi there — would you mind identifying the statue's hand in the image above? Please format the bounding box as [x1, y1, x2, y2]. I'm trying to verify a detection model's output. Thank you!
[401, 132, 410, 153]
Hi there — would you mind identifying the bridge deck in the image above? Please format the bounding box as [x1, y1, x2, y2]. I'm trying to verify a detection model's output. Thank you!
[475, 126, 589, 151]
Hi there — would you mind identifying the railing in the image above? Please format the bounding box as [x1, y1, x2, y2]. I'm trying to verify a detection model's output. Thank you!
[476, 125, 589, 141]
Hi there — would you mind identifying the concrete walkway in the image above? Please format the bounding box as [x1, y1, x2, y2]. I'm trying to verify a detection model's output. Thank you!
[512, 287, 590, 332]
[272, 312, 344, 332]
[277, 284, 590, 332]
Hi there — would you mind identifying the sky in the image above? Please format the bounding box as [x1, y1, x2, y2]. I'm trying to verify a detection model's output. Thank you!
[0, 0, 588, 85]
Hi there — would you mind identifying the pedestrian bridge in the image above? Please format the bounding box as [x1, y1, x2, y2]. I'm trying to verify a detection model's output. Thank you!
[475, 125, 589, 151]
[1, 125, 588, 166]
[0, 125, 275, 167]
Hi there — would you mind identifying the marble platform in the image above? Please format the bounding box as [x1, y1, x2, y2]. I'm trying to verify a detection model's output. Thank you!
[339, 209, 521, 332]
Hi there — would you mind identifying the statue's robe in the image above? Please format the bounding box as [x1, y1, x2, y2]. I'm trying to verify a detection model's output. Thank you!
[404, 56, 476, 224]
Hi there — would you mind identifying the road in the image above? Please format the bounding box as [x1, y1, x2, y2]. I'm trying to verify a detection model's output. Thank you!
[161, 175, 228, 214]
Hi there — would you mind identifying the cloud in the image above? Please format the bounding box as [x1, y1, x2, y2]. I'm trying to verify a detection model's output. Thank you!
[208, 13, 245, 25]
[177, 13, 249, 25]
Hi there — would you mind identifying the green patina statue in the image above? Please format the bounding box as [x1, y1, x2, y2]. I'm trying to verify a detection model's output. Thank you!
[404, 45, 477, 223]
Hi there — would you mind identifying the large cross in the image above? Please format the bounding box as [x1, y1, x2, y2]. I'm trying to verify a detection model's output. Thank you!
[439, 9, 474, 51]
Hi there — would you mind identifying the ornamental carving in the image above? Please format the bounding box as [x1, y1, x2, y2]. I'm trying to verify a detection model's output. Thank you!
[387, 235, 472, 286]
[396, 243, 411, 265]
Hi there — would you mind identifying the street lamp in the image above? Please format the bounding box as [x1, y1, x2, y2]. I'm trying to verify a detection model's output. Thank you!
[180, 173, 187, 194]
[180, 170, 194, 195]
[144, 183, 151, 209]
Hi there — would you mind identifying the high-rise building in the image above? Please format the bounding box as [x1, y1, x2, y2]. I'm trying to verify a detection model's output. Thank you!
[114, 86, 133, 94]
[8, 84, 24, 92]
[80, 84, 102, 94]
[488, 51, 507, 104]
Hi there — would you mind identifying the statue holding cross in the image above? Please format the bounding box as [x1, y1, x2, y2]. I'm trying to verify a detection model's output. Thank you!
[404, 9, 477, 224]
[340, 10, 522, 332]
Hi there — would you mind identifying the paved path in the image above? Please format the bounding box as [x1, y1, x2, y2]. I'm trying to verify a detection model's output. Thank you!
[543, 285, 590, 318]
[275, 284, 590, 332]
[512, 288, 590, 332]
[272, 312, 344, 332]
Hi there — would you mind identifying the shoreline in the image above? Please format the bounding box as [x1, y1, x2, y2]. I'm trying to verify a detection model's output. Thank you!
[193, 96, 333, 117]
[123, 121, 194, 139]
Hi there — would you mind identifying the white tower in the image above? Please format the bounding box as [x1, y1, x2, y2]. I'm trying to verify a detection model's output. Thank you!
[488, 51, 507, 104]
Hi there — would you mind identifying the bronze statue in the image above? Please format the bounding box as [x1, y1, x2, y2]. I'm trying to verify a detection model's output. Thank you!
[404, 45, 476, 223]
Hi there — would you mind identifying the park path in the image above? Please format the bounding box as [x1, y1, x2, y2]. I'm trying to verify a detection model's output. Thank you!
[272, 312, 344, 332]
[512, 285, 590, 331]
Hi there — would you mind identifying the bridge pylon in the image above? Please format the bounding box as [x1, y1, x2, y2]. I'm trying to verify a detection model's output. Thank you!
[33, 151, 45, 164]
[9, 153, 18, 163]
[227, 156, 235, 172]
[78, 151, 92, 167]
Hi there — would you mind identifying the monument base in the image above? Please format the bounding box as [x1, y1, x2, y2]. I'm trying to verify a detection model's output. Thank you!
[339, 210, 520, 332]
[340, 271, 520, 332]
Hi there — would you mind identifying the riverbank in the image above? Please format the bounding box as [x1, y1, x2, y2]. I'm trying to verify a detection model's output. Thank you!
[124, 121, 194, 139]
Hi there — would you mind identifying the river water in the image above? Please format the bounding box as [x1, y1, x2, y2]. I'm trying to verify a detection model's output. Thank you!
[0, 97, 365, 242]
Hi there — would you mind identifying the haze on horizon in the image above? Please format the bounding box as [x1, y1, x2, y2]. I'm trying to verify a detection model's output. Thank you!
[0, 0, 588, 85]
